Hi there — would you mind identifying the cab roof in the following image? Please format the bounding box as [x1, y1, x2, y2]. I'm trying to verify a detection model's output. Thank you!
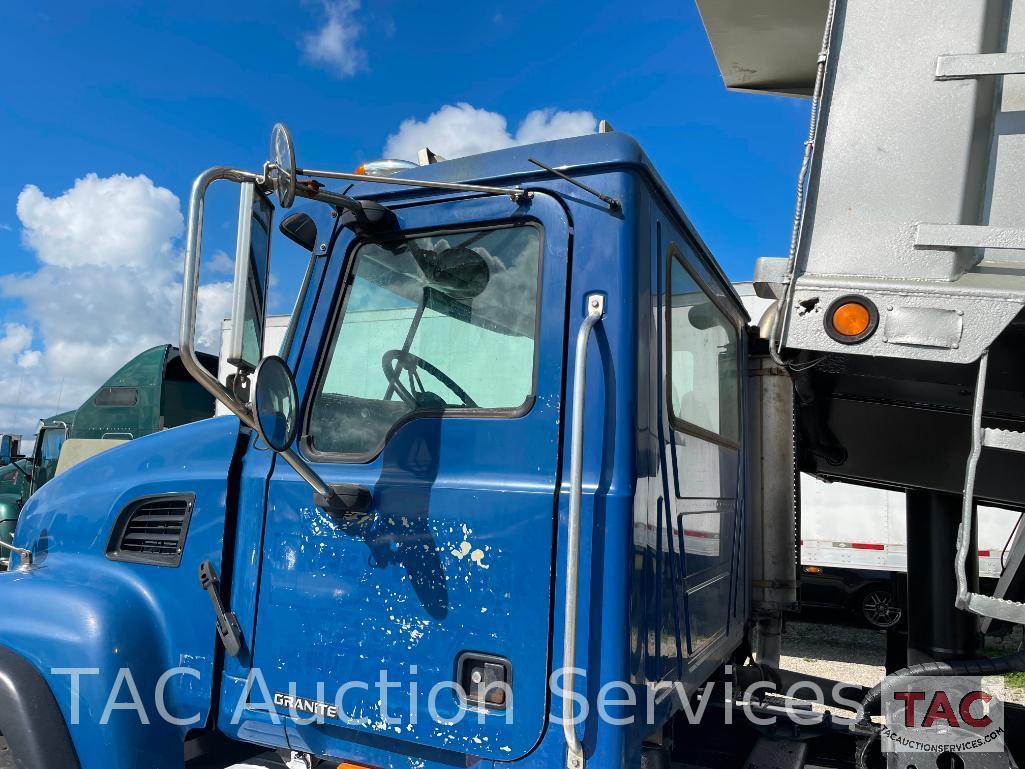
[345, 131, 652, 199]
[342, 131, 746, 315]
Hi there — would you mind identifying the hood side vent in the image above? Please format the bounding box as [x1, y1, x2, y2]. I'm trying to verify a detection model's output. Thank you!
[106, 493, 194, 567]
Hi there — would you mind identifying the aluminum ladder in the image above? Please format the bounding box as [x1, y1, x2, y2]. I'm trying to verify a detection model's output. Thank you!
[957, 350, 1025, 623]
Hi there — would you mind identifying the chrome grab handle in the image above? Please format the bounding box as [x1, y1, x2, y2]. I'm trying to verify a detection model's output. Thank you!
[0, 538, 32, 569]
[562, 293, 605, 769]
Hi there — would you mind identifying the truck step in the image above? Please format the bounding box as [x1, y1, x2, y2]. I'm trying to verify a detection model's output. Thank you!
[963, 592, 1025, 626]
[982, 428, 1025, 453]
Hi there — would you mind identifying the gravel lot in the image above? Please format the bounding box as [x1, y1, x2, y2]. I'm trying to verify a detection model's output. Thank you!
[781, 620, 887, 691]
[781, 619, 1025, 706]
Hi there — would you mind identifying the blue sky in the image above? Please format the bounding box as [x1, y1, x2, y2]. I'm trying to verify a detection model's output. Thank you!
[0, 0, 809, 435]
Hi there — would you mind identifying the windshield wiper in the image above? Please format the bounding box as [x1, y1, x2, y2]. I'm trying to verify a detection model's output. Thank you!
[528, 157, 622, 212]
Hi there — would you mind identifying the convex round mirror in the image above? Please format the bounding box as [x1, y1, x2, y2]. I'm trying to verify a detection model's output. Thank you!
[269, 122, 297, 209]
[251, 355, 299, 452]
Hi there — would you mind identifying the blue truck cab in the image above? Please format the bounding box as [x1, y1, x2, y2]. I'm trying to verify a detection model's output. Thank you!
[0, 128, 764, 769]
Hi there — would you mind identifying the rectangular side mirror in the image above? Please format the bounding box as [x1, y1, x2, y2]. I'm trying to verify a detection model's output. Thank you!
[0, 434, 21, 466]
[226, 182, 274, 373]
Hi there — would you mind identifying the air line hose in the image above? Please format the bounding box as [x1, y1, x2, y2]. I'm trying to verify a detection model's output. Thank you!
[855, 650, 1025, 769]
[858, 650, 1025, 721]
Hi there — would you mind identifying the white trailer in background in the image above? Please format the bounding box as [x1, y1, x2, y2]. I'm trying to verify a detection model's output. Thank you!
[216, 316, 290, 416]
[799, 475, 1018, 580]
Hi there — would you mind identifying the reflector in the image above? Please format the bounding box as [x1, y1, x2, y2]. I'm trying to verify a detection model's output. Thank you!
[823, 295, 878, 344]
[832, 301, 871, 337]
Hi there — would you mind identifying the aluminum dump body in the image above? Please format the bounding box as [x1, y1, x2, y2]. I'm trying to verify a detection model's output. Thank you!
[701, 0, 1025, 365]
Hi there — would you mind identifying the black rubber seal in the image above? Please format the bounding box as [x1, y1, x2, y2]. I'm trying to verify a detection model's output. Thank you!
[823, 294, 879, 345]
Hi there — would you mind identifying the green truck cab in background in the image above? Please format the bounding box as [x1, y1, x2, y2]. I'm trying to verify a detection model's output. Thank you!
[0, 344, 217, 564]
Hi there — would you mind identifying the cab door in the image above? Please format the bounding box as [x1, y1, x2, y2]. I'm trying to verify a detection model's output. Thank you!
[240, 193, 569, 761]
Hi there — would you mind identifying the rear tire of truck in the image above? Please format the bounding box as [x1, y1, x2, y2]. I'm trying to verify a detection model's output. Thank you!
[859, 586, 903, 629]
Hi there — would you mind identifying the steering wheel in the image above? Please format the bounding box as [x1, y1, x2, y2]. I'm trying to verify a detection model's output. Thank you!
[382, 349, 478, 409]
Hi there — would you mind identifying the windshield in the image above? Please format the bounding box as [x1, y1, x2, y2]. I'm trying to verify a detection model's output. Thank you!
[308, 224, 542, 457]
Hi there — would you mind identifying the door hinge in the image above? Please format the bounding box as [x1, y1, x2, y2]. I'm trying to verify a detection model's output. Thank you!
[199, 560, 244, 657]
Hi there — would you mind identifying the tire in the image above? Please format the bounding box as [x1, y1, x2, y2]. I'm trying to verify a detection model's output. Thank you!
[859, 585, 903, 629]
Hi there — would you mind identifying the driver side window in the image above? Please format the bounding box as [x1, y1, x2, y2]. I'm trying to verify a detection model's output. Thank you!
[307, 225, 542, 458]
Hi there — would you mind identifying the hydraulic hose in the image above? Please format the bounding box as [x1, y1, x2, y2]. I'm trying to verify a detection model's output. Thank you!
[855, 651, 1025, 769]
[858, 650, 1025, 721]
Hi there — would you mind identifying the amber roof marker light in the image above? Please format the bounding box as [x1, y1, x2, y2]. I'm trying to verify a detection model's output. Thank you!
[823, 295, 879, 344]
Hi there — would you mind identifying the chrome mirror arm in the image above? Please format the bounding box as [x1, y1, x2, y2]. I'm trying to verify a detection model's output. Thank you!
[180, 166, 263, 426]
[179, 167, 337, 504]
[296, 167, 531, 202]
[0, 538, 32, 569]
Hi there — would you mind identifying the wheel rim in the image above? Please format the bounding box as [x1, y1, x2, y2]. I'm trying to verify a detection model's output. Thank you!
[862, 589, 902, 628]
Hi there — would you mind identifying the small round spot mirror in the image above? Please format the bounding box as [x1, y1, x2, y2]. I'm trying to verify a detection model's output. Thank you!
[269, 122, 297, 209]
[251, 355, 298, 452]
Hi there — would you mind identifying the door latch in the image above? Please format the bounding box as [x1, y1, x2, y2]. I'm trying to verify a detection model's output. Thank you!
[199, 560, 244, 657]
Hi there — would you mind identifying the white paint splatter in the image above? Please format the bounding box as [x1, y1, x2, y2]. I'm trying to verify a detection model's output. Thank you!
[470, 548, 489, 569]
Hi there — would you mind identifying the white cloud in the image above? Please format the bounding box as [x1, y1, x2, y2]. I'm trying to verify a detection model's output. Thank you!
[0, 324, 33, 365]
[208, 249, 235, 274]
[16, 350, 41, 369]
[16, 173, 182, 269]
[196, 281, 234, 351]
[383, 103, 599, 162]
[0, 173, 232, 439]
[515, 109, 599, 146]
[301, 0, 366, 78]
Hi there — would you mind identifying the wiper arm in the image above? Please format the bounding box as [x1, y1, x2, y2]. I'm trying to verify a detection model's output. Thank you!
[528, 157, 622, 212]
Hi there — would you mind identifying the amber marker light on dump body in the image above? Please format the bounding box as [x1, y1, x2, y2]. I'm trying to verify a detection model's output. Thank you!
[832, 302, 871, 337]
[824, 295, 878, 344]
